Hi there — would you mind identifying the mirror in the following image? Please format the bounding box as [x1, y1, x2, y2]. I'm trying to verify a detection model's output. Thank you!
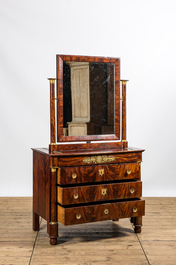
[56, 55, 120, 142]
[63, 61, 115, 136]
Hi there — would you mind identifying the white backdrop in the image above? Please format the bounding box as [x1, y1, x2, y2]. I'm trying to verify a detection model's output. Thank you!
[0, 0, 176, 196]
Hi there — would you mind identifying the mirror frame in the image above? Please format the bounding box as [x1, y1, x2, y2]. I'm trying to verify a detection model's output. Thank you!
[56, 54, 120, 142]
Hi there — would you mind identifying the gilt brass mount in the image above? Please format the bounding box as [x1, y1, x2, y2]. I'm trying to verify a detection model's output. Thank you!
[130, 188, 135, 194]
[76, 213, 81, 219]
[83, 155, 115, 164]
[51, 168, 56, 173]
[73, 193, 78, 199]
[72, 173, 77, 179]
[104, 209, 109, 215]
[99, 169, 104, 176]
[127, 169, 131, 174]
[133, 207, 137, 213]
[101, 188, 107, 196]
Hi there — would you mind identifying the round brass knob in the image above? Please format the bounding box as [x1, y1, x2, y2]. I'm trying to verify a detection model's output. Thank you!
[133, 207, 137, 213]
[130, 188, 135, 194]
[76, 213, 81, 219]
[104, 209, 109, 215]
[73, 193, 78, 199]
[72, 173, 77, 179]
[127, 169, 131, 174]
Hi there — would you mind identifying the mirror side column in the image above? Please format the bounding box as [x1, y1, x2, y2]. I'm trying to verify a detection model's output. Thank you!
[121, 80, 129, 148]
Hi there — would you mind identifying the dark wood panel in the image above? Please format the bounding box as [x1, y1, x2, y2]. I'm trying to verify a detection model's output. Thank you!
[57, 162, 140, 185]
[57, 199, 145, 225]
[57, 181, 142, 205]
[57, 152, 142, 167]
[32, 151, 51, 222]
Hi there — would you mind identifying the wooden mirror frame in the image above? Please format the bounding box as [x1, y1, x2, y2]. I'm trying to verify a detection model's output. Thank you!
[56, 55, 120, 142]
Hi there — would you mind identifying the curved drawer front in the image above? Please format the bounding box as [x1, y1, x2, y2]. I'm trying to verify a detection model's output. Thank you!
[57, 181, 142, 205]
[57, 199, 145, 226]
[57, 163, 140, 185]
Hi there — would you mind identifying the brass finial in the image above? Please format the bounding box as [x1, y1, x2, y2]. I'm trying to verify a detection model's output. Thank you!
[48, 78, 56, 84]
[121, 80, 129, 85]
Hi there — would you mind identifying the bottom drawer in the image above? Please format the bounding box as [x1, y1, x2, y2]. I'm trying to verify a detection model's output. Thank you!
[57, 199, 145, 226]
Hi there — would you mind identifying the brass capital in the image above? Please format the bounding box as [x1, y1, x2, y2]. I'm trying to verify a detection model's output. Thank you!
[48, 78, 56, 84]
[121, 80, 129, 85]
[51, 168, 56, 173]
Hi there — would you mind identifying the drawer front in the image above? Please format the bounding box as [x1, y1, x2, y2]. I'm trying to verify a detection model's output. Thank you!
[57, 152, 142, 167]
[57, 199, 145, 225]
[57, 163, 140, 185]
[57, 181, 142, 205]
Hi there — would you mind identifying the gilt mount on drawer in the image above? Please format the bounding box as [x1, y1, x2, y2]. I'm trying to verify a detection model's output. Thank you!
[83, 155, 116, 164]
[32, 54, 145, 245]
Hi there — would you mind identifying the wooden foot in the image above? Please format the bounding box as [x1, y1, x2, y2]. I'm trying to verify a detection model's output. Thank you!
[130, 217, 135, 224]
[33, 212, 39, 231]
[49, 222, 58, 245]
[134, 216, 142, 233]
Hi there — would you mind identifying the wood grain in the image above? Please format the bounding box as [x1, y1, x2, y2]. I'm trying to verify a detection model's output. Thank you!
[57, 152, 142, 167]
[57, 181, 142, 205]
[57, 199, 145, 225]
[57, 162, 140, 185]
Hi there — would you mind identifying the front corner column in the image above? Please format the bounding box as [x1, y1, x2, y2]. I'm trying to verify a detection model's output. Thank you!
[49, 167, 58, 245]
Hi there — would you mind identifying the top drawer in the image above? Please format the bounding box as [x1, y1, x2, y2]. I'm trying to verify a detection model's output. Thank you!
[57, 162, 140, 185]
[56, 152, 142, 167]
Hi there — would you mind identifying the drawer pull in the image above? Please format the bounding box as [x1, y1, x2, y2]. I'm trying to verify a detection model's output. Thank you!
[72, 173, 77, 179]
[130, 188, 135, 194]
[101, 188, 107, 196]
[98, 169, 104, 176]
[127, 169, 131, 175]
[133, 207, 137, 213]
[73, 193, 78, 199]
[104, 209, 109, 215]
[76, 213, 81, 219]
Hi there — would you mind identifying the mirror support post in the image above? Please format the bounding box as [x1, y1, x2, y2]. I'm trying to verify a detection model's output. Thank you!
[48, 78, 56, 145]
[121, 80, 129, 148]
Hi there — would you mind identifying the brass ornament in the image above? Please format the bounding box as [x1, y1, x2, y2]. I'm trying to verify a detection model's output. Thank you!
[104, 209, 109, 215]
[120, 80, 129, 85]
[51, 168, 56, 173]
[73, 193, 78, 199]
[72, 173, 77, 179]
[76, 213, 81, 219]
[127, 169, 131, 175]
[49, 222, 57, 225]
[48, 78, 56, 84]
[130, 188, 135, 194]
[133, 207, 137, 213]
[83, 155, 115, 164]
[98, 169, 104, 176]
[101, 188, 107, 196]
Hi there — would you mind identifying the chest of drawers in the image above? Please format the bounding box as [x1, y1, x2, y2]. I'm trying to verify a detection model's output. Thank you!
[32, 146, 145, 245]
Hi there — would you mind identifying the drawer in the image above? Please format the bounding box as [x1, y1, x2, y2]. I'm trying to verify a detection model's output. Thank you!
[57, 152, 142, 167]
[57, 162, 140, 185]
[57, 199, 145, 225]
[57, 181, 142, 205]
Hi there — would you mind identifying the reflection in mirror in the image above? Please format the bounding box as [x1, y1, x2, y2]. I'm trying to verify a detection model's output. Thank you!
[63, 61, 115, 136]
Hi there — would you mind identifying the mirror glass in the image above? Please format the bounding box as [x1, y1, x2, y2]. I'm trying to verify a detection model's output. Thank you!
[63, 61, 115, 136]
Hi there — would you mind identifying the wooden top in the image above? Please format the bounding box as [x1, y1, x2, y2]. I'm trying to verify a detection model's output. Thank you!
[31, 146, 145, 157]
